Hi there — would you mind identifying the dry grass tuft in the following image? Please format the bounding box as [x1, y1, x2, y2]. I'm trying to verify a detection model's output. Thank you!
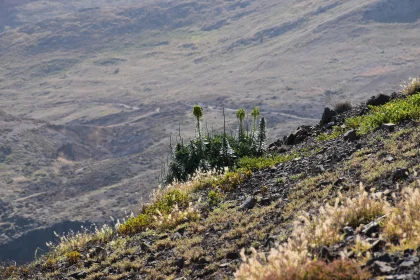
[236, 252, 369, 280]
[401, 77, 420, 95]
[235, 185, 388, 279]
[334, 101, 352, 114]
[383, 186, 420, 250]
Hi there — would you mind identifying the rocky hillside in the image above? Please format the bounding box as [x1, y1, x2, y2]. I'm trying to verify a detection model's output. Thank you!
[0, 111, 164, 261]
[2, 79, 420, 279]
[1, 0, 420, 270]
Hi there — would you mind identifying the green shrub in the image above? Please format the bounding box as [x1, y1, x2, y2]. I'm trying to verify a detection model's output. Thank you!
[151, 189, 190, 215]
[208, 190, 224, 206]
[66, 251, 81, 265]
[346, 94, 420, 134]
[118, 214, 152, 235]
[237, 154, 295, 171]
[166, 106, 267, 183]
[316, 126, 346, 142]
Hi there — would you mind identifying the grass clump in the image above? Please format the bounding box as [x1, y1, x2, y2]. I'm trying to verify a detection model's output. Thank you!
[383, 187, 420, 249]
[153, 202, 200, 230]
[46, 224, 115, 258]
[207, 190, 224, 206]
[345, 93, 420, 134]
[334, 100, 352, 113]
[66, 250, 81, 265]
[235, 186, 388, 279]
[118, 214, 152, 235]
[317, 126, 345, 142]
[217, 170, 252, 191]
[237, 153, 296, 171]
[401, 77, 420, 95]
[236, 255, 369, 280]
[301, 185, 388, 248]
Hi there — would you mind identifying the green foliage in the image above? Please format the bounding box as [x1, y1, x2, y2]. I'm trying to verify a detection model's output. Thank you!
[236, 108, 246, 121]
[118, 214, 152, 235]
[316, 126, 346, 142]
[192, 105, 203, 120]
[251, 106, 260, 119]
[257, 117, 267, 155]
[208, 190, 224, 206]
[238, 153, 296, 171]
[66, 251, 81, 265]
[346, 94, 420, 134]
[236, 108, 246, 142]
[119, 189, 190, 235]
[151, 189, 190, 215]
[216, 170, 252, 192]
[166, 106, 267, 183]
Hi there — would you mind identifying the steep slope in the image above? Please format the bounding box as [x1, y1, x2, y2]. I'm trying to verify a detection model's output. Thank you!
[0, 111, 164, 261]
[1, 0, 420, 265]
[3, 81, 420, 279]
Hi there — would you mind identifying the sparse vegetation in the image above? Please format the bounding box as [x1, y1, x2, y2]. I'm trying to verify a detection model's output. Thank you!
[334, 100, 352, 113]
[346, 93, 420, 134]
[5, 77, 420, 280]
[165, 106, 267, 183]
[401, 77, 420, 95]
[66, 250, 81, 265]
[317, 125, 346, 142]
[235, 185, 420, 279]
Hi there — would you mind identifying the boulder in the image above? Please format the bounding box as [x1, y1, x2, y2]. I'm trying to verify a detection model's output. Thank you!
[239, 196, 256, 210]
[393, 168, 409, 182]
[362, 221, 380, 237]
[367, 94, 390, 106]
[343, 130, 358, 141]
[381, 123, 396, 132]
[372, 261, 394, 274]
[320, 107, 336, 125]
[285, 125, 311, 145]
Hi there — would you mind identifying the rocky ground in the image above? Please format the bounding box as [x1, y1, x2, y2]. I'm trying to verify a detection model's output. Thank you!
[3, 90, 420, 279]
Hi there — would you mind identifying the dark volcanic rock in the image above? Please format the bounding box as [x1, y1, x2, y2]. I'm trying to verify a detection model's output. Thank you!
[285, 125, 312, 145]
[381, 123, 396, 132]
[343, 129, 358, 141]
[239, 196, 257, 210]
[367, 94, 390, 106]
[393, 168, 409, 182]
[68, 271, 87, 279]
[362, 222, 380, 237]
[372, 261, 394, 274]
[320, 107, 336, 125]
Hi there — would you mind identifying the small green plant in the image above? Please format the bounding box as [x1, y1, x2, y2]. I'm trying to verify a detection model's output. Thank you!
[345, 93, 420, 134]
[276, 177, 286, 184]
[42, 257, 57, 270]
[217, 171, 251, 192]
[260, 186, 268, 195]
[66, 250, 81, 265]
[238, 153, 296, 171]
[236, 108, 246, 142]
[166, 106, 267, 183]
[118, 213, 151, 235]
[317, 126, 346, 142]
[207, 190, 224, 206]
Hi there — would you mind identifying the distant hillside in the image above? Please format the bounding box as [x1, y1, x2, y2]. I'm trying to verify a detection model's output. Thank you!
[1, 0, 420, 264]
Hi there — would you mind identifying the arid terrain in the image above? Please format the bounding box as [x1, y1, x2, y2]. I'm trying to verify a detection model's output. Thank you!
[0, 0, 419, 262]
